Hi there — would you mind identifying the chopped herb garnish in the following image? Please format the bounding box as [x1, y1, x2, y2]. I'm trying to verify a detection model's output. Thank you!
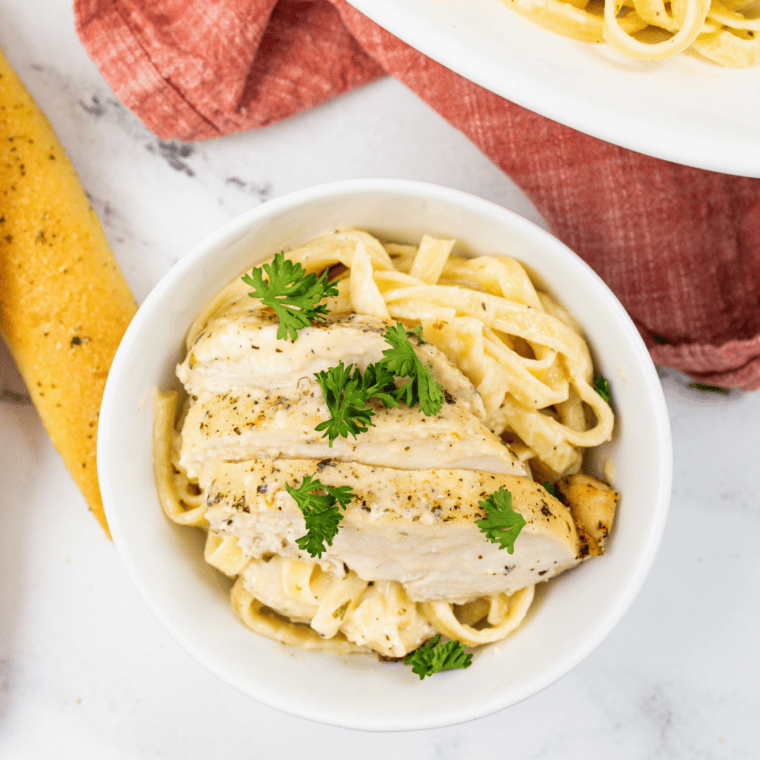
[475, 487, 526, 554]
[404, 635, 473, 679]
[687, 382, 730, 395]
[242, 252, 339, 341]
[380, 324, 445, 416]
[285, 474, 355, 558]
[593, 373, 611, 405]
[314, 360, 399, 444]
[315, 323, 445, 445]
[542, 481, 560, 500]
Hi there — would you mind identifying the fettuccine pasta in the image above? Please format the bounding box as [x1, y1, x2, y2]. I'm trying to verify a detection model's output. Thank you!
[501, 0, 760, 67]
[153, 229, 617, 663]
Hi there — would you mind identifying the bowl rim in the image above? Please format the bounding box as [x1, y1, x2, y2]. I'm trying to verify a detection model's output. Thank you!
[99, 178, 673, 730]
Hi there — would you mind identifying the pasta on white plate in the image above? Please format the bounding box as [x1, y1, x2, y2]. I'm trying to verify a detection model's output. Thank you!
[500, 0, 760, 67]
[153, 229, 619, 669]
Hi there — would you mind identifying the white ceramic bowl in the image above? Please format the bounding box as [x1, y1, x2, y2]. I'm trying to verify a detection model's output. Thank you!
[98, 179, 672, 731]
[345, 0, 760, 178]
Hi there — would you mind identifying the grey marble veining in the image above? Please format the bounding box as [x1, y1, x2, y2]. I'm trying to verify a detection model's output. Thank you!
[1, 1, 759, 758]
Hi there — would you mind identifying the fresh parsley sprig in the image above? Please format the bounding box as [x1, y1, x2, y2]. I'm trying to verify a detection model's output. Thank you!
[314, 324, 445, 446]
[475, 486, 526, 554]
[593, 373, 611, 405]
[380, 324, 446, 416]
[314, 361, 399, 444]
[403, 635, 473, 679]
[242, 252, 339, 341]
[285, 474, 355, 558]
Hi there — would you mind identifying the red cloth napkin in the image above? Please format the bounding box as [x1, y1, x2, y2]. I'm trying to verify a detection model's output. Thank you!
[74, 0, 760, 390]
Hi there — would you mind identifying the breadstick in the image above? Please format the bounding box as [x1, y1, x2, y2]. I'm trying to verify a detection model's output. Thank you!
[0, 47, 137, 536]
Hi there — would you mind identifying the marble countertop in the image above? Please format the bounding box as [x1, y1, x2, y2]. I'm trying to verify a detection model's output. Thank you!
[1, 2, 758, 758]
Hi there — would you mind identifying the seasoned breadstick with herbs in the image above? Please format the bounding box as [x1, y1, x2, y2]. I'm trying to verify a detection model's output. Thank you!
[0, 47, 137, 536]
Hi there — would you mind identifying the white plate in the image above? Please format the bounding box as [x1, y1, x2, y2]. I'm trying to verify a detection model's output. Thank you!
[98, 179, 671, 730]
[345, 0, 760, 177]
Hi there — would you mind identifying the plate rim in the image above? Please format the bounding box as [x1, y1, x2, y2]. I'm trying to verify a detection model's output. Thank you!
[344, 0, 760, 178]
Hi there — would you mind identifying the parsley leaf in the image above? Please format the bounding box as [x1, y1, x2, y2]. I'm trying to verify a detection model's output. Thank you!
[285, 474, 355, 558]
[475, 487, 526, 554]
[242, 252, 339, 341]
[313, 361, 400, 445]
[687, 381, 730, 395]
[314, 323, 446, 444]
[593, 373, 611, 405]
[542, 481, 560, 500]
[380, 324, 445, 417]
[403, 635, 473, 679]
[361, 361, 403, 409]
[313, 363, 375, 444]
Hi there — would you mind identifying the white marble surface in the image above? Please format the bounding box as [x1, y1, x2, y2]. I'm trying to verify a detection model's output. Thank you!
[1, 1, 759, 757]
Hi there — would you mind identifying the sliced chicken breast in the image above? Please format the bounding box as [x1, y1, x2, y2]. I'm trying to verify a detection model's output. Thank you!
[204, 459, 581, 604]
[178, 311, 486, 419]
[179, 380, 526, 481]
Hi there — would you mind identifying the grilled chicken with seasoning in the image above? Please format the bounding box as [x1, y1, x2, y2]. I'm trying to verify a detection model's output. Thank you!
[178, 310, 525, 480]
[557, 473, 619, 557]
[179, 379, 526, 481]
[178, 310, 486, 419]
[204, 459, 582, 604]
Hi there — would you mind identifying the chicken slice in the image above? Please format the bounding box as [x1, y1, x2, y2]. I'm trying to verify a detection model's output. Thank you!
[556, 473, 619, 556]
[204, 460, 581, 604]
[177, 311, 486, 419]
[179, 380, 526, 481]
